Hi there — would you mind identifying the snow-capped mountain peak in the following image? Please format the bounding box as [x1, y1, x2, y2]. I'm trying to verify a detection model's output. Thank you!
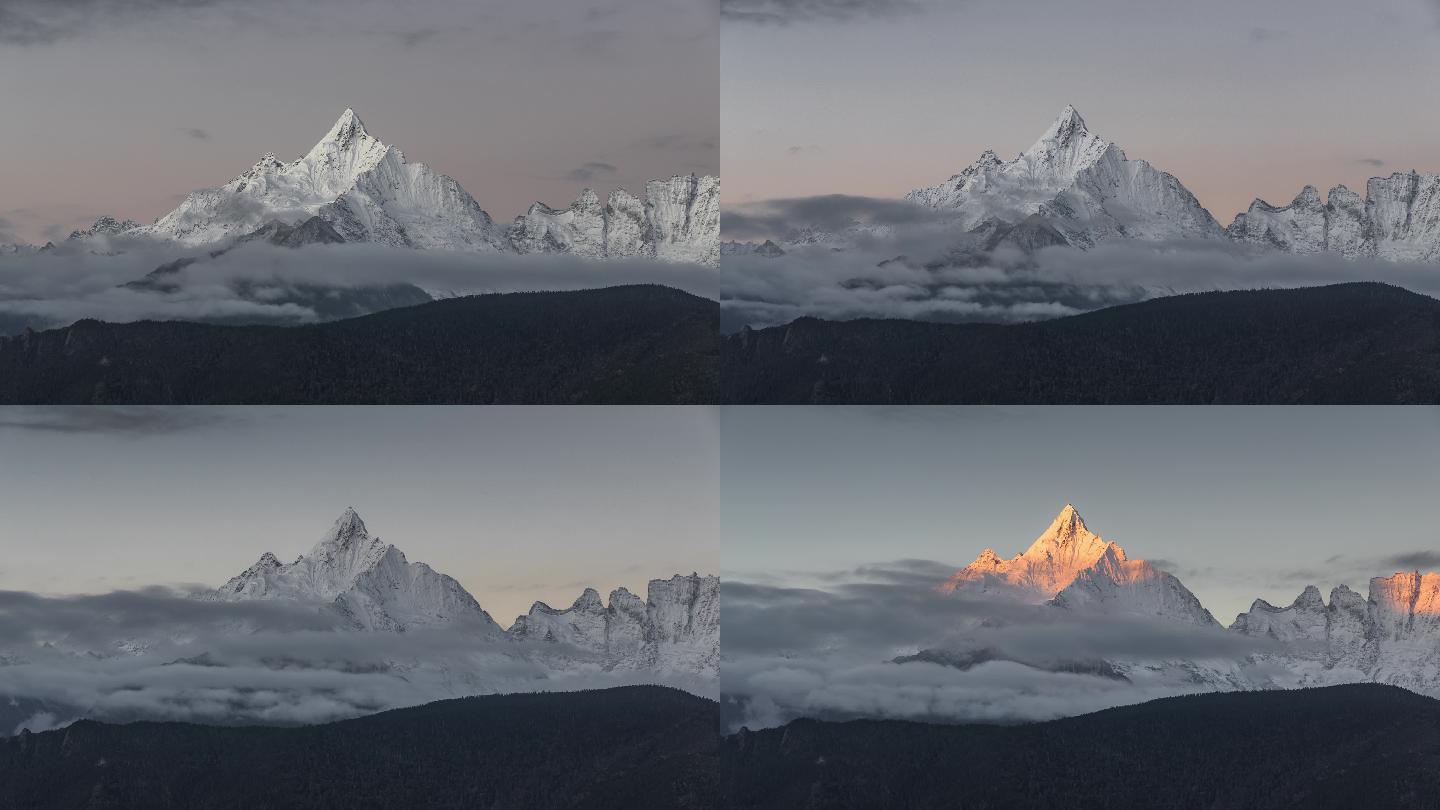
[292, 108, 391, 200]
[940, 503, 1218, 626]
[1030, 502, 1094, 549]
[80, 109, 720, 264]
[903, 107, 1224, 248]
[941, 503, 1114, 598]
[199, 509, 718, 679]
[1012, 105, 1116, 188]
[141, 108, 507, 252]
[207, 508, 501, 634]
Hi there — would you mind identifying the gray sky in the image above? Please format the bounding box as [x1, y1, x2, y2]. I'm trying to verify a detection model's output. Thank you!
[0, 0, 717, 243]
[0, 406, 718, 624]
[722, 0, 1440, 223]
[722, 406, 1440, 622]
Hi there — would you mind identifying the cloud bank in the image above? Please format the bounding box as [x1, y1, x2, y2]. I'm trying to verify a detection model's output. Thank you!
[720, 196, 1440, 330]
[0, 239, 717, 335]
[721, 567, 1273, 733]
[0, 587, 712, 735]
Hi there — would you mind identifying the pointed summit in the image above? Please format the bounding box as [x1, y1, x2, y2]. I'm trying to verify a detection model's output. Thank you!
[334, 506, 367, 536]
[904, 104, 1222, 244]
[1015, 105, 1114, 182]
[572, 588, 606, 612]
[940, 503, 1114, 599]
[1044, 105, 1088, 140]
[205, 509, 502, 635]
[1026, 503, 1101, 554]
[326, 108, 370, 142]
[309, 507, 375, 557]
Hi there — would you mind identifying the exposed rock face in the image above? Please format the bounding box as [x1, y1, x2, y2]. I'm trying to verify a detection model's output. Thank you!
[1232, 572, 1440, 692]
[509, 573, 720, 677]
[509, 174, 721, 266]
[1226, 173, 1440, 262]
[509, 188, 607, 258]
[69, 216, 142, 240]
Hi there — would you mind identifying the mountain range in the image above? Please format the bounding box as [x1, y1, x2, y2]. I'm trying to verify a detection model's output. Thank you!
[734, 105, 1440, 264]
[911, 504, 1440, 699]
[18, 109, 720, 267]
[0, 509, 718, 735]
[207, 508, 720, 679]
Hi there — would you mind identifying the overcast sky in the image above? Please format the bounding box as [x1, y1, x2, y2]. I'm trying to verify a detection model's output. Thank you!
[723, 406, 1440, 623]
[722, 0, 1440, 222]
[0, 0, 717, 243]
[0, 406, 718, 624]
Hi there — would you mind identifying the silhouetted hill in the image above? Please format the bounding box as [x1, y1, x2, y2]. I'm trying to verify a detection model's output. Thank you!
[0, 285, 718, 404]
[722, 684, 1440, 809]
[722, 283, 1440, 403]
[1, 686, 718, 810]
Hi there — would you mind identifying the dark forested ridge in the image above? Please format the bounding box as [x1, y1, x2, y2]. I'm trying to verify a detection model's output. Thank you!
[0, 285, 718, 404]
[0, 686, 718, 810]
[722, 283, 1440, 403]
[722, 684, 1440, 810]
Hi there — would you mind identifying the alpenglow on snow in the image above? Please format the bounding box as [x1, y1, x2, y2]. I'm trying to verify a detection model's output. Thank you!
[919, 503, 1440, 701]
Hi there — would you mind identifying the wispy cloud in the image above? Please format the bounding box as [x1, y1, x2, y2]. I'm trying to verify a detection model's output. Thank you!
[0, 407, 238, 436]
[1248, 26, 1286, 43]
[0, 586, 709, 734]
[563, 161, 619, 183]
[721, 573, 1271, 732]
[1382, 551, 1440, 570]
[720, 202, 1440, 330]
[0, 240, 717, 335]
[0, 0, 243, 45]
[722, 0, 930, 25]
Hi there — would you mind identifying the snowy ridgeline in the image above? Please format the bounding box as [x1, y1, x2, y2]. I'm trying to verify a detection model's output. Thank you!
[25, 109, 719, 267]
[730, 105, 1440, 264]
[934, 504, 1440, 696]
[203, 508, 719, 678]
